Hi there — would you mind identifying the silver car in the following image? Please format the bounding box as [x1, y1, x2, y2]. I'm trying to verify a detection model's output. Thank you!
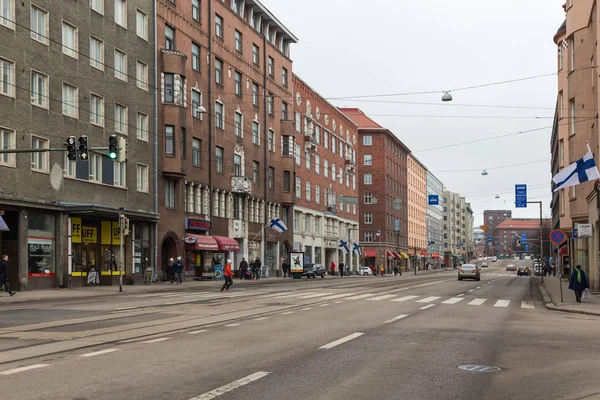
[458, 264, 481, 281]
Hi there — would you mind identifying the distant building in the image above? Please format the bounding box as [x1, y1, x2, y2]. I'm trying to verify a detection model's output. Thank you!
[443, 189, 473, 264]
[426, 172, 444, 266]
[483, 210, 512, 256]
[407, 155, 428, 269]
[494, 219, 552, 258]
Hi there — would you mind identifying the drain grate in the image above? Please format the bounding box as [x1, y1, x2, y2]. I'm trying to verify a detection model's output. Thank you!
[458, 365, 502, 373]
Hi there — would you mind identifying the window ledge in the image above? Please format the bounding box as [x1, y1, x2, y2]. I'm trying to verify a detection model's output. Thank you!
[63, 175, 129, 190]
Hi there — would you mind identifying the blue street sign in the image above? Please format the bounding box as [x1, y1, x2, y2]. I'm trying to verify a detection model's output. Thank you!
[428, 195, 439, 205]
[515, 184, 527, 208]
[487, 236, 493, 243]
[573, 228, 578, 239]
[520, 233, 527, 244]
[525, 245, 530, 252]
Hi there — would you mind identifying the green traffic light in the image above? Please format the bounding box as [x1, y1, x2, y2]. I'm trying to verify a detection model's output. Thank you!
[109, 152, 117, 159]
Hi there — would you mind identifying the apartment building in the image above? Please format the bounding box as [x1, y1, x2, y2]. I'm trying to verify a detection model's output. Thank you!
[291, 75, 359, 271]
[341, 108, 409, 272]
[443, 189, 473, 264]
[482, 210, 511, 256]
[426, 171, 444, 266]
[156, 0, 297, 278]
[0, 0, 157, 290]
[407, 154, 427, 269]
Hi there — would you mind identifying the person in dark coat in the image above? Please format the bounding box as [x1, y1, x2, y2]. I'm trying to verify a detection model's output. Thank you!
[339, 262, 344, 277]
[254, 257, 262, 280]
[281, 259, 289, 278]
[239, 258, 248, 280]
[569, 264, 589, 303]
[173, 256, 184, 284]
[166, 258, 175, 284]
[0, 255, 15, 297]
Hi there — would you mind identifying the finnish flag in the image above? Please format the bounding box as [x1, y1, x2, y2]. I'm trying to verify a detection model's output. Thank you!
[339, 240, 350, 255]
[552, 147, 600, 192]
[352, 241, 361, 257]
[269, 218, 288, 233]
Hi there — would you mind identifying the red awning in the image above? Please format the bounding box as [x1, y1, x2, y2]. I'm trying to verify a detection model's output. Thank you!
[432, 253, 441, 259]
[559, 245, 569, 256]
[392, 252, 401, 259]
[213, 236, 240, 251]
[184, 235, 219, 251]
[364, 250, 377, 257]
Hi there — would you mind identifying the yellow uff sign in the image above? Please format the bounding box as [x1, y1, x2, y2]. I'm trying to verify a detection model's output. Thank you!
[72, 218, 82, 243]
[101, 221, 121, 245]
[81, 226, 97, 243]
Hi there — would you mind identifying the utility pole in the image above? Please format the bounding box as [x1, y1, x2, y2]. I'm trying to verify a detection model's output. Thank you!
[119, 207, 124, 293]
[527, 201, 543, 283]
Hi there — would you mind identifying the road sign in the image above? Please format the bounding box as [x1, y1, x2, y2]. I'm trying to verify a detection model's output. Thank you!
[525, 245, 530, 252]
[480, 225, 487, 231]
[428, 195, 439, 205]
[487, 236, 492, 243]
[573, 228, 578, 239]
[515, 184, 527, 208]
[550, 229, 566, 245]
[577, 223, 592, 238]
[520, 233, 527, 244]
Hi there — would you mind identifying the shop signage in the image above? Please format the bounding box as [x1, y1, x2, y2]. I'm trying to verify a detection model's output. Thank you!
[577, 223, 592, 238]
[184, 236, 198, 244]
[101, 221, 120, 245]
[290, 252, 304, 273]
[186, 218, 211, 232]
[71, 218, 98, 244]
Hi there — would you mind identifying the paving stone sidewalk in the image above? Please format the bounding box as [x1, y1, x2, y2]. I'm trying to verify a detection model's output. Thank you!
[540, 275, 600, 316]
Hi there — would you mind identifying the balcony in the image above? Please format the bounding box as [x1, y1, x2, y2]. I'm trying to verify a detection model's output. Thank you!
[304, 135, 317, 152]
[231, 176, 253, 195]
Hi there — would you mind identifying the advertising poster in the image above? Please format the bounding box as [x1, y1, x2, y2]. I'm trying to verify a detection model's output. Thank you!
[290, 252, 304, 273]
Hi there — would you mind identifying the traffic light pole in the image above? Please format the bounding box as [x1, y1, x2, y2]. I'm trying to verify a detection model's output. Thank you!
[527, 201, 544, 284]
[119, 207, 124, 293]
[0, 147, 110, 154]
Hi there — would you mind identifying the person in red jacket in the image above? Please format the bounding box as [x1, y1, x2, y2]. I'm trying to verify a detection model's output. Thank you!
[221, 259, 234, 292]
[330, 261, 336, 277]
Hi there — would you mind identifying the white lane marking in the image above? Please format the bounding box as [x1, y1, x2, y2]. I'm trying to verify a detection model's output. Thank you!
[188, 330, 208, 334]
[345, 293, 375, 300]
[0, 364, 49, 375]
[521, 301, 535, 309]
[297, 293, 334, 299]
[269, 291, 315, 299]
[468, 289, 475, 293]
[225, 323, 241, 327]
[416, 296, 441, 303]
[254, 317, 269, 321]
[367, 294, 397, 301]
[301, 307, 313, 311]
[142, 337, 171, 343]
[334, 300, 343, 304]
[468, 298, 487, 306]
[442, 297, 464, 305]
[190, 371, 271, 400]
[384, 314, 408, 324]
[392, 295, 419, 302]
[321, 293, 355, 300]
[494, 300, 510, 308]
[80, 348, 120, 357]
[457, 294, 465, 297]
[319, 333, 364, 349]
[281, 311, 295, 315]
[320, 303, 329, 307]
[419, 304, 436, 310]
[476, 286, 482, 289]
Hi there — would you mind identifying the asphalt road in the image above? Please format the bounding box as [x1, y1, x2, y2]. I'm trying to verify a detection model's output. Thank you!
[1, 259, 599, 400]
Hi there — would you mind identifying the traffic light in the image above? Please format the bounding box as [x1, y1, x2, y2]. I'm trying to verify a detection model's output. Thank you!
[78, 136, 88, 160]
[117, 136, 127, 163]
[108, 135, 118, 159]
[119, 214, 130, 236]
[66, 136, 76, 161]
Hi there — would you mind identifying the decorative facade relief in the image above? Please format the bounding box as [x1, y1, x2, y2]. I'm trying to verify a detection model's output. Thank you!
[316, 107, 320, 120]
[219, 191, 226, 218]
[306, 100, 311, 116]
[213, 189, 220, 217]
[203, 186, 210, 215]
[296, 91, 301, 106]
[324, 114, 329, 126]
[332, 119, 336, 132]
[187, 183, 194, 213]
[195, 185, 203, 214]
[227, 193, 234, 219]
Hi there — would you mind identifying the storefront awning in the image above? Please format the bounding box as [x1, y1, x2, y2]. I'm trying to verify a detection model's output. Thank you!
[213, 236, 240, 251]
[386, 250, 395, 258]
[0, 215, 9, 231]
[364, 250, 377, 257]
[184, 234, 219, 251]
[392, 252, 401, 260]
[399, 252, 409, 260]
[432, 253, 441, 259]
[559, 245, 569, 256]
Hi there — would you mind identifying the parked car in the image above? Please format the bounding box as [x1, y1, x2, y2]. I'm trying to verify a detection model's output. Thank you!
[517, 266, 531, 276]
[480, 262, 488, 268]
[359, 266, 373, 276]
[301, 264, 326, 278]
[506, 264, 516, 272]
[458, 264, 481, 281]
[491, 257, 498, 262]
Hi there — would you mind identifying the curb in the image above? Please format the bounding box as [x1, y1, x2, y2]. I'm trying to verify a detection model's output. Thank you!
[539, 284, 600, 316]
[538, 284, 552, 304]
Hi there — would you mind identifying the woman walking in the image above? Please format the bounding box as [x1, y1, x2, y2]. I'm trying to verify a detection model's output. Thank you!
[569, 264, 589, 303]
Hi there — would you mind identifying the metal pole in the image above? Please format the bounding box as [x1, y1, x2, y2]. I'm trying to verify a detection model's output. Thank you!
[119, 208, 124, 293]
[539, 201, 543, 284]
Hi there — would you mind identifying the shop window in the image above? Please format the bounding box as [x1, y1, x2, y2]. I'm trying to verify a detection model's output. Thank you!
[28, 212, 56, 277]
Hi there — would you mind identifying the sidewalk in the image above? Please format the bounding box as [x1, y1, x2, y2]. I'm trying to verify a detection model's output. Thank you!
[540, 276, 600, 316]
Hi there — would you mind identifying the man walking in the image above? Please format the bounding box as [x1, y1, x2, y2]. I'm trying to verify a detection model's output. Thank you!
[173, 256, 184, 284]
[239, 258, 248, 280]
[339, 262, 344, 277]
[221, 259, 234, 292]
[0, 255, 15, 297]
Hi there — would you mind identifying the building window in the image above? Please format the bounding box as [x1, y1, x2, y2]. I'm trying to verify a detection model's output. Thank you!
[192, 138, 201, 166]
[570, 38, 575, 72]
[282, 67, 288, 87]
[558, 91, 563, 119]
[252, 121, 260, 145]
[235, 30, 243, 53]
[364, 213, 373, 224]
[295, 111, 301, 133]
[252, 161, 259, 184]
[1, 0, 15, 29]
[233, 154, 242, 176]
[305, 181, 311, 201]
[114, 161, 126, 187]
[315, 185, 320, 204]
[215, 14, 223, 38]
[234, 112, 243, 137]
[570, 99, 575, 135]
[315, 155, 320, 174]
[305, 150, 311, 170]
[63, 152, 76, 177]
[114, 49, 127, 81]
[295, 144, 301, 165]
[331, 163, 336, 180]
[252, 43, 259, 65]
[267, 93, 274, 115]
[268, 56, 274, 76]
[115, 104, 128, 134]
[136, 9, 147, 39]
[89, 153, 102, 182]
[165, 125, 174, 155]
[363, 135, 372, 146]
[216, 146, 223, 173]
[268, 129, 275, 152]
[31, 70, 48, 108]
[364, 173, 372, 185]
[165, 180, 176, 209]
[180, 127, 186, 159]
[282, 136, 292, 156]
[215, 102, 224, 129]
[252, 82, 259, 106]
[192, 90, 203, 119]
[324, 130, 329, 149]
[324, 159, 329, 178]
[31, 136, 49, 172]
[364, 232, 373, 242]
[90, 94, 104, 126]
[215, 58, 223, 85]
[0, 58, 14, 98]
[282, 101, 288, 120]
[114, 0, 127, 27]
[30, 5, 49, 45]
[136, 61, 148, 91]
[295, 177, 301, 198]
[0, 128, 15, 167]
[137, 163, 148, 192]
[559, 139, 564, 167]
[192, 0, 200, 22]
[331, 136, 336, 154]
[283, 171, 291, 192]
[364, 154, 372, 166]
[137, 113, 148, 141]
[189, 43, 200, 72]
[90, 36, 104, 70]
[364, 193, 372, 204]
[268, 167, 275, 189]
[234, 70, 242, 96]
[62, 22, 78, 59]
[165, 24, 175, 49]
[62, 83, 78, 119]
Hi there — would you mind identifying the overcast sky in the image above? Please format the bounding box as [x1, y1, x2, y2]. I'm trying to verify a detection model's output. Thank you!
[262, 0, 565, 225]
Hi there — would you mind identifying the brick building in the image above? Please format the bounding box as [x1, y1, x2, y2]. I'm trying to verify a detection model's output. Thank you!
[407, 154, 427, 269]
[494, 219, 551, 258]
[156, 0, 297, 278]
[340, 108, 409, 272]
[292, 75, 359, 272]
[482, 210, 511, 256]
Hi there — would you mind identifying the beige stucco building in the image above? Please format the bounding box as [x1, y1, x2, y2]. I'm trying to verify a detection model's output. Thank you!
[408, 155, 427, 269]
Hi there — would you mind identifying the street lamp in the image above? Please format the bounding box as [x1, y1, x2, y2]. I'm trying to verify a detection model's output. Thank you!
[481, 170, 488, 176]
[442, 91, 453, 102]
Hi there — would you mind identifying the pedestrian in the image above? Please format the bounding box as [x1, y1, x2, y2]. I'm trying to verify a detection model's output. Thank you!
[339, 262, 344, 277]
[380, 264, 385, 276]
[393, 266, 399, 276]
[0, 255, 15, 297]
[239, 258, 248, 280]
[174, 256, 184, 284]
[254, 257, 262, 280]
[330, 261, 336, 277]
[167, 258, 175, 284]
[282, 259, 289, 278]
[569, 264, 589, 303]
[221, 259, 234, 292]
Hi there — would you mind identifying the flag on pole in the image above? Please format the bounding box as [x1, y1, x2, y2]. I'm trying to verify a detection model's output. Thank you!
[339, 240, 349, 255]
[352, 241, 361, 257]
[374, 229, 381, 239]
[552, 145, 600, 192]
[269, 218, 288, 233]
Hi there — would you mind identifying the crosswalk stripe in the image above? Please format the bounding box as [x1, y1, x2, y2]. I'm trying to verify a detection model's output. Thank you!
[321, 293, 355, 300]
[521, 301, 535, 309]
[297, 293, 335, 299]
[269, 291, 315, 299]
[494, 300, 510, 308]
[416, 296, 441, 303]
[345, 293, 375, 300]
[367, 294, 397, 301]
[468, 298, 486, 306]
[392, 295, 419, 302]
[441, 297, 464, 305]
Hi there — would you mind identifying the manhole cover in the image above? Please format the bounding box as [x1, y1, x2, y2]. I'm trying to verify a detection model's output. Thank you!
[458, 365, 502, 373]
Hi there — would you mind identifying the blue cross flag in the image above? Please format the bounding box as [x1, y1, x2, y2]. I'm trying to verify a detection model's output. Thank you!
[339, 240, 350, 255]
[269, 218, 288, 233]
[553, 146, 600, 192]
[352, 241, 361, 257]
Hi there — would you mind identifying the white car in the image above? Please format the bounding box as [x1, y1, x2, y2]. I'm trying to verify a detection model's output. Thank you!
[359, 266, 373, 276]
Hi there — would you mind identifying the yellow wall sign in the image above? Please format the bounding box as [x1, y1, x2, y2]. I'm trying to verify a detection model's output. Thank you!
[72, 218, 82, 243]
[81, 226, 97, 243]
[101, 221, 121, 245]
